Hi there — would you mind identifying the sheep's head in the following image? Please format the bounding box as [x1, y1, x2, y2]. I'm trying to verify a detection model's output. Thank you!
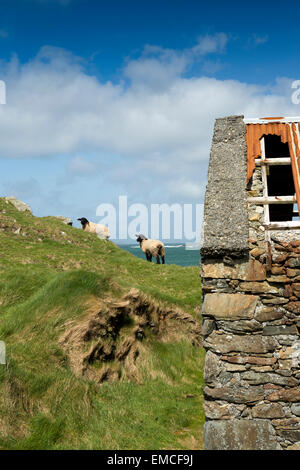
[77, 217, 89, 228]
[136, 234, 148, 244]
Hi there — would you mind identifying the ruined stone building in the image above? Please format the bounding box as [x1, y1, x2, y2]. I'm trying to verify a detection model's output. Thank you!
[201, 115, 300, 450]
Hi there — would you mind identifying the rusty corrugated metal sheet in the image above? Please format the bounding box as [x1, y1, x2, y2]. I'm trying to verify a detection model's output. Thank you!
[259, 116, 284, 120]
[246, 121, 300, 217]
[288, 123, 300, 216]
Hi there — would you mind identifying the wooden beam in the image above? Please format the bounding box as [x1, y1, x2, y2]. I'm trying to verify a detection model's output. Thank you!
[255, 158, 291, 166]
[264, 221, 300, 230]
[248, 196, 296, 204]
[260, 138, 271, 245]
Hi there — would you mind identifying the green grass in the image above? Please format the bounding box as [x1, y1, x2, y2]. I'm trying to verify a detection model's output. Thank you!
[0, 198, 204, 450]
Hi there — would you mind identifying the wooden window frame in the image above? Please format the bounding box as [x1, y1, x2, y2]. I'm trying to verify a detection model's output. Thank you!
[247, 136, 300, 231]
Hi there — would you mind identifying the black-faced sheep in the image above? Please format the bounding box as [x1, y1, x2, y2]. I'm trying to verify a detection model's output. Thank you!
[77, 217, 110, 240]
[136, 234, 165, 264]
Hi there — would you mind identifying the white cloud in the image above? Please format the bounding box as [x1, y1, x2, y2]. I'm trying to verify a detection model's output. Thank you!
[192, 33, 228, 55]
[124, 54, 188, 91]
[0, 42, 298, 204]
[68, 156, 97, 175]
[124, 33, 229, 91]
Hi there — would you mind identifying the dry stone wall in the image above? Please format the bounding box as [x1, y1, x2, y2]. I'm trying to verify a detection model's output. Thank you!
[201, 164, 300, 450]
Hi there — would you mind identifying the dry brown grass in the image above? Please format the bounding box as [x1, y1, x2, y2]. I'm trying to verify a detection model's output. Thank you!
[58, 288, 202, 385]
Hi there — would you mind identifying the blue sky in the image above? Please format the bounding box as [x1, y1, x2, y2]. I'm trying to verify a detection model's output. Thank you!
[1, 0, 300, 240]
[1, 0, 300, 84]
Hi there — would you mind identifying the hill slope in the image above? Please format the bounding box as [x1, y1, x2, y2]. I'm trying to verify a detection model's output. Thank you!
[0, 198, 204, 450]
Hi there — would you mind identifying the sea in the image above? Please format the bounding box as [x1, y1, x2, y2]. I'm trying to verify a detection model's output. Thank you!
[118, 243, 200, 267]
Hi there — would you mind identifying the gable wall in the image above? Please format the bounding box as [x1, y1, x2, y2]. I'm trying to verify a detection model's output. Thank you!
[201, 116, 300, 450]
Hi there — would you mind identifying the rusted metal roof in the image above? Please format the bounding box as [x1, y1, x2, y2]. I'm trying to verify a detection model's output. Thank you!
[245, 117, 300, 217]
[246, 122, 290, 181]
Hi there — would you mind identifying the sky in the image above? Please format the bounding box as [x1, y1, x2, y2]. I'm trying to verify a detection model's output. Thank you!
[1, 0, 300, 241]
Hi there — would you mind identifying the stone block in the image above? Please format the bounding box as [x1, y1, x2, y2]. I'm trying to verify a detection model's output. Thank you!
[201, 318, 215, 337]
[250, 247, 265, 257]
[221, 355, 276, 366]
[268, 388, 300, 402]
[251, 366, 273, 372]
[280, 285, 293, 298]
[278, 343, 300, 359]
[263, 325, 298, 336]
[286, 268, 300, 277]
[273, 254, 289, 264]
[287, 443, 300, 450]
[241, 371, 298, 387]
[291, 404, 300, 417]
[217, 319, 262, 334]
[204, 385, 264, 404]
[252, 403, 285, 419]
[261, 297, 289, 305]
[272, 418, 300, 443]
[202, 293, 258, 320]
[204, 350, 222, 385]
[266, 276, 290, 283]
[238, 281, 278, 294]
[286, 257, 300, 268]
[224, 363, 247, 372]
[254, 306, 284, 322]
[271, 266, 286, 275]
[278, 359, 293, 370]
[203, 401, 245, 420]
[201, 258, 266, 281]
[204, 331, 277, 354]
[285, 301, 300, 313]
[204, 419, 279, 450]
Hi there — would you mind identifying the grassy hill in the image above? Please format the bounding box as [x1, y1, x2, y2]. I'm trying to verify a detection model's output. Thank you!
[0, 197, 204, 450]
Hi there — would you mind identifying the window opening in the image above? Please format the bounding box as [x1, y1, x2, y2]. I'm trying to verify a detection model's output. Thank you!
[264, 135, 295, 222]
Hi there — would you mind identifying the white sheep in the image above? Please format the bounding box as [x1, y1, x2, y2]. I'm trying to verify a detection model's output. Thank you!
[136, 234, 165, 264]
[77, 217, 110, 240]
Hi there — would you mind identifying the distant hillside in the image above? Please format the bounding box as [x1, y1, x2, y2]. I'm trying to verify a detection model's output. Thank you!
[0, 198, 204, 450]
